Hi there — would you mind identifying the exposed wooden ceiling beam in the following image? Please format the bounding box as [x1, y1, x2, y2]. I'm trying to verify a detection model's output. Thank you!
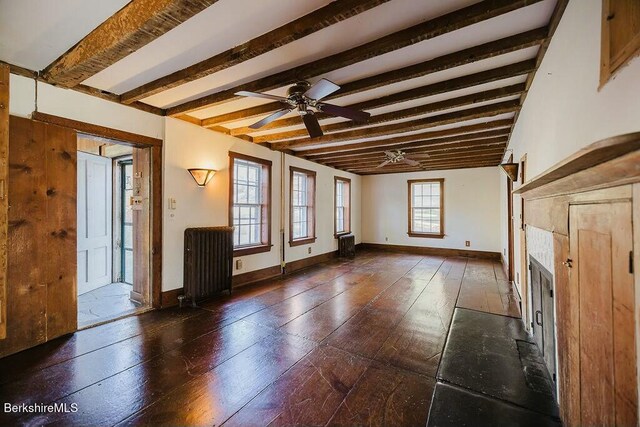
[72, 83, 165, 115]
[306, 132, 508, 159]
[347, 155, 502, 172]
[297, 120, 513, 155]
[249, 60, 533, 142]
[310, 135, 508, 162]
[323, 146, 506, 167]
[208, 60, 533, 133]
[330, 150, 506, 167]
[209, 26, 546, 127]
[357, 162, 499, 174]
[120, 0, 390, 104]
[271, 99, 520, 149]
[42, 0, 219, 87]
[231, 83, 524, 136]
[167, 0, 543, 116]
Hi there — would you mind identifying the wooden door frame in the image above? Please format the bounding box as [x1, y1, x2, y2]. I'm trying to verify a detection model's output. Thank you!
[519, 153, 528, 329]
[32, 112, 163, 309]
[507, 175, 514, 281]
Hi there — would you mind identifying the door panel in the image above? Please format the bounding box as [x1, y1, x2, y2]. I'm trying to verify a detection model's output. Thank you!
[530, 257, 556, 379]
[77, 151, 112, 295]
[570, 202, 636, 426]
[541, 272, 556, 381]
[0, 116, 76, 357]
[530, 260, 543, 351]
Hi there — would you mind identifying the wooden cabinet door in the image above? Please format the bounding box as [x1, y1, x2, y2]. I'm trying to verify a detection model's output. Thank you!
[569, 202, 637, 426]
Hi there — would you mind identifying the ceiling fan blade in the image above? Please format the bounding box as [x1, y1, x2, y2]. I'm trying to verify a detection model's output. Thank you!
[235, 91, 289, 102]
[248, 108, 293, 129]
[302, 113, 324, 138]
[304, 78, 340, 101]
[403, 158, 421, 167]
[384, 150, 395, 158]
[376, 159, 392, 168]
[317, 103, 370, 123]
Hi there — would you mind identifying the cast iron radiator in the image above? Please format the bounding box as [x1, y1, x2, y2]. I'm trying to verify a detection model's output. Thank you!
[338, 234, 356, 258]
[183, 227, 233, 306]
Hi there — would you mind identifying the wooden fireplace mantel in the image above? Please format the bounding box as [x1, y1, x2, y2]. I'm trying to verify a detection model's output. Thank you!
[514, 132, 640, 200]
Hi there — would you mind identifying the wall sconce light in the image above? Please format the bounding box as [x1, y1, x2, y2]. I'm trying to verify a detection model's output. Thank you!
[499, 149, 519, 182]
[188, 168, 216, 187]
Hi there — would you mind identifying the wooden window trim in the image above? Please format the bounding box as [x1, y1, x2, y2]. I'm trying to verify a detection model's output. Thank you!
[289, 166, 317, 247]
[334, 176, 351, 238]
[229, 152, 272, 257]
[600, 0, 640, 88]
[407, 178, 445, 239]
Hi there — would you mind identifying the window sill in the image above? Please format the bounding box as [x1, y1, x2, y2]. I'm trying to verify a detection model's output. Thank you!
[289, 237, 317, 247]
[334, 232, 351, 239]
[407, 232, 445, 239]
[233, 244, 273, 257]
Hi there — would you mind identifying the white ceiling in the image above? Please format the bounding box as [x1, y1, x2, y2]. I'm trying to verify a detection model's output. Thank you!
[0, 0, 129, 70]
[0, 0, 558, 166]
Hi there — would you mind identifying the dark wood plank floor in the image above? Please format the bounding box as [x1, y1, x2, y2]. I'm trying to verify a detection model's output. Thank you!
[0, 250, 519, 426]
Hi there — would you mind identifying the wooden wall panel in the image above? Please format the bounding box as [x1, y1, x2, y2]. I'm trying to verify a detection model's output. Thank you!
[569, 202, 637, 426]
[0, 116, 77, 357]
[45, 123, 77, 339]
[1, 117, 48, 356]
[525, 185, 632, 234]
[0, 64, 8, 339]
[553, 232, 579, 426]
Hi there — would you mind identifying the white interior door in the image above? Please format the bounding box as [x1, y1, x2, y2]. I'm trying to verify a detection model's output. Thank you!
[77, 151, 113, 295]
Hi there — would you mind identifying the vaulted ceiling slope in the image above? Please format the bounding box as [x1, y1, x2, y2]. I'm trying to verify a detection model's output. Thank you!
[0, 0, 567, 174]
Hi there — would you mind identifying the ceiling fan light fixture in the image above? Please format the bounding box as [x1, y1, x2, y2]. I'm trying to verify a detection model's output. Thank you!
[237, 78, 370, 138]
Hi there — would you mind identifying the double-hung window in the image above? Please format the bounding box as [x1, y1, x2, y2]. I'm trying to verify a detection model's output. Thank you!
[289, 167, 316, 246]
[408, 179, 444, 238]
[334, 177, 351, 236]
[229, 152, 272, 255]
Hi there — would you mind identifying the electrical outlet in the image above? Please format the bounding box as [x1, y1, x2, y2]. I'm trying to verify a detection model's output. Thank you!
[235, 259, 242, 270]
[385, 237, 388, 242]
[308, 247, 312, 254]
[465, 240, 470, 247]
[503, 248, 507, 255]
[517, 272, 520, 284]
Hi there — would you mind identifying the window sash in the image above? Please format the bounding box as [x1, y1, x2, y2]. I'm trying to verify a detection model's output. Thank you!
[232, 158, 267, 248]
[290, 168, 315, 243]
[334, 178, 350, 235]
[409, 180, 443, 236]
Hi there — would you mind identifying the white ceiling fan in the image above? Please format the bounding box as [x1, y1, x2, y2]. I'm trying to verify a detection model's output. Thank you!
[376, 150, 423, 168]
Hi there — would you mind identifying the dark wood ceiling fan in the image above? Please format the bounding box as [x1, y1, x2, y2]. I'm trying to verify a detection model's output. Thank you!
[235, 79, 370, 138]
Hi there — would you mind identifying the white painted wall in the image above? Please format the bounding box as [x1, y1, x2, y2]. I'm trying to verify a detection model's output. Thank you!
[9, 74, 164, 139]
[8, 77, 362, 294]
[362, 167, 502, 253]
[163, 118, 361, 292]
[162, 118, 281, 291]
[500, 0, 640, 303]
[284, 154, 361, 264]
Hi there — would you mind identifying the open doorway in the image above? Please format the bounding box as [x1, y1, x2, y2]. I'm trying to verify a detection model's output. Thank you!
[76, 135, 151, 328]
